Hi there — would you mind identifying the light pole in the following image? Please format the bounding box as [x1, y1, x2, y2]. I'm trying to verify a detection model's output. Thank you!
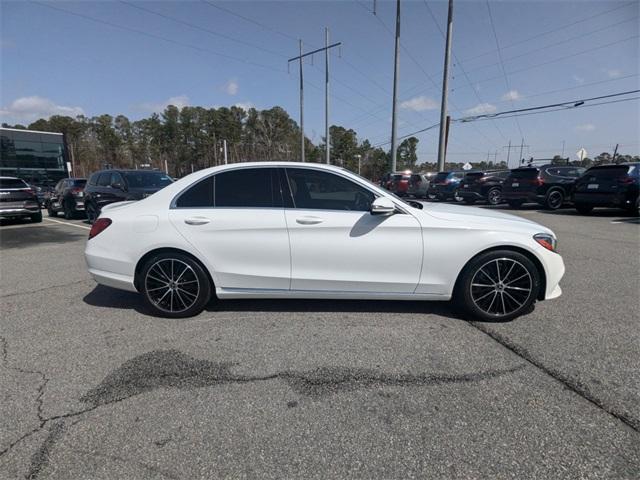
[355, 154, 362, 175]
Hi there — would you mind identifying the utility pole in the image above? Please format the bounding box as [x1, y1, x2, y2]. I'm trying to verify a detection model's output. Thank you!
[288, 37, 342, 164]
[223, 139, 228, 164]
[612, 143, 619, 163]
[561, 140, 565, 158]
[325, 27, 330, 164]
[390, 0, 401, 172]
[436, 0, 453, 172]
[503, 140, 529, 168]
[299, 40, 304, 162]
[518, 138, 525, 164]
[505, 140, 511, 168]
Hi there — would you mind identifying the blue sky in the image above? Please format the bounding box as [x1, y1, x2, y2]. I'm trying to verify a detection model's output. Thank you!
[1, 0, 638, 166]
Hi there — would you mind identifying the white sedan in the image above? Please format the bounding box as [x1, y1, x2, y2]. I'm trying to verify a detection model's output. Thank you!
[85, 162, 564, 321]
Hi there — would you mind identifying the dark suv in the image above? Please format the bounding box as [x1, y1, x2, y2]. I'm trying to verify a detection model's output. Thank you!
[427, 171, 465, 201]
[502, 165, 585, 209]
[46, 178, 87, 219]
[458, 170, 510, 205]
[0, 177, 42, 223]
[573, 163, 639, 214]
[84, 169, 173, 223]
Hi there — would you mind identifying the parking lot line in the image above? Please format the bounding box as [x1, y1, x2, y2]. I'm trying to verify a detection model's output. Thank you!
[43, 217, 91, 231]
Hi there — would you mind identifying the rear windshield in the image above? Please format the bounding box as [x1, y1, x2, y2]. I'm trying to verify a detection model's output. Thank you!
[433, 172, 449, 182]
[123, 172, 173, 188]
[0, 178, 28, 189]
[585, 165, 631, 179]
[465, 172, 484, 179]
[509, 168, 538, 178]
[71, 179, 86, 187]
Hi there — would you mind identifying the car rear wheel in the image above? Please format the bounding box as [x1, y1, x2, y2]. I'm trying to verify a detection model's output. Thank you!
[487, 187, 502, 206]
[544, 189, 564, 210]
[86, 203, 98, 224]
[507, 200, 524, 208]
[30, 211, 42, 223]
[455, 250, 540, 322]
[47, 203, 57, 217]
[140, 252, 212, 318]
[575, 203, 593, 215]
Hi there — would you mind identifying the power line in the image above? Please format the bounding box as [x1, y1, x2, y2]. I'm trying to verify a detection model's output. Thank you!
[31, 0, 286, 74]
[459, 1, 634, 63]
[120, 0, 287, 58]
[485, 1, 524, 139]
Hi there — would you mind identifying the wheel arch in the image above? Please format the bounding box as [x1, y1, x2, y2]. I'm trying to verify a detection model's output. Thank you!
[133, 247, 216, 294]
[454, 245, 547, 301]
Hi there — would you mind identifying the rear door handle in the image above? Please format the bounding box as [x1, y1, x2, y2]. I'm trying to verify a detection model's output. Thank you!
[296, 216, 323, 225]
[184, 216, 211, 226]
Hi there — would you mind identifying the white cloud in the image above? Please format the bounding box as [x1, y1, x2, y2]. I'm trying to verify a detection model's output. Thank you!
[138, 95, 190, 113]
[464, 103, 497, 115]
[400, 95, 438, 112]
[501, 90, 521, 101]
[0, 96, 84, 122]
[233, 101, 254, 111]
[572, 75, 585, 84]
[222, 80, 239, 96]
[606, 69, 622, 79]
[575, 123, 596, 132]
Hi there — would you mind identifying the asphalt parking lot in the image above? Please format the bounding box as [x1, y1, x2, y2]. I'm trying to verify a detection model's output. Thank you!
[1, 205, 639, 479]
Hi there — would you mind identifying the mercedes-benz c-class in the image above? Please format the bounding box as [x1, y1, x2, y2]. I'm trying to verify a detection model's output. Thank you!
[85, 162, 564, 321]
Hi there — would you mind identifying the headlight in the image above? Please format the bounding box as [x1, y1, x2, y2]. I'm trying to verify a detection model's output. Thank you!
[534, 233, 557, 252]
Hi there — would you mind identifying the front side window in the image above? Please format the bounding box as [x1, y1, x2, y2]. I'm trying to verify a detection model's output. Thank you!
[285, 168, 375, 212]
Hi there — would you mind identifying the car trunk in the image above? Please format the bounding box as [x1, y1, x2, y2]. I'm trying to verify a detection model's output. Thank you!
[575, 165, 632, 194]
[462, 172, 484, 191]
[504, 169, 539, 192]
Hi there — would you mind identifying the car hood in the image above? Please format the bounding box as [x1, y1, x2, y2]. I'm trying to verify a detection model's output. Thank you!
[418, 202, 553, 235]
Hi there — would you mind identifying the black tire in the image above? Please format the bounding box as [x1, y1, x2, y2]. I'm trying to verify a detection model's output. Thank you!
[47, 203, 57, 217]
[507, 200, 524, 208]
[455, 249, 541, 322]
[575, 203, 593, 215]
[453, 189, 464, 203]
[30, 210, 43, 223]
[140, 252, 212, 318]
[464, 198, 476, 205]
[86, 202, 98, 224]
[63, 201, 74, 220]
[544, 189, 564, 210]
[487, 187, 502, 206]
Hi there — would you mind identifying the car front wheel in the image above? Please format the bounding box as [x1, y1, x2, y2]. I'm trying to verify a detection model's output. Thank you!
[487, 187, 502, 206]
[140, 252, 212, 318]
[544, 189, 564, 210]
[456, 250, 541, 322]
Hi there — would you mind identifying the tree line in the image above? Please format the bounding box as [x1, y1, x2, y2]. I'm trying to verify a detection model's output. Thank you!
[3, 103, 637, 179]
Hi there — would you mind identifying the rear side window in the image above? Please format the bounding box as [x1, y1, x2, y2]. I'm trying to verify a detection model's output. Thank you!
[0, 178, 28, 189]
[555, 167, 584, 177]
[510, 168, 538, 179]
[97, 173, 111, 186]
[176, 176, 214, 208]
[215, 168, 279, 208]
[585, 166, 629, 179]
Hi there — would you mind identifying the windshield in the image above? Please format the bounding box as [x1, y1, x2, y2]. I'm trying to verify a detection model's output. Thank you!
[0, 178, 29, 189]
[71, 179, 87, 187]
[123, 172, 173, 189]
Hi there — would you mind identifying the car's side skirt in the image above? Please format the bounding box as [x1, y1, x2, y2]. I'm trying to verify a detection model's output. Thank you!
[216, 287, 450, 301]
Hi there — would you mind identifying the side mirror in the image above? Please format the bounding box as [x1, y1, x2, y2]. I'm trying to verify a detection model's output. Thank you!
[111, 182, 125, 191]
[371, 196, 396, 216]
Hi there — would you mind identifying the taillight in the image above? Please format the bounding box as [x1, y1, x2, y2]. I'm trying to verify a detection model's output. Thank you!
[534, 176, 544, 186]
[72, 187, 83, 194]
[89, 218, 112, 239]
[619, 176, 635, 184]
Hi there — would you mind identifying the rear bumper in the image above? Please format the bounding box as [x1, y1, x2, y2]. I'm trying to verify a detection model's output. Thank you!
[501, 191, 544, 203]
[88, 267, 137, 292]
[573, 192, 637, 207]
[428, 185, 457, 197]
[0, 206, 40, 217]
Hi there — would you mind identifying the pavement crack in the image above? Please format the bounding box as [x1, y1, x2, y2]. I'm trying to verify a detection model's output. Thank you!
[25, 421, 65, 480]
[467, 321, 640, 433]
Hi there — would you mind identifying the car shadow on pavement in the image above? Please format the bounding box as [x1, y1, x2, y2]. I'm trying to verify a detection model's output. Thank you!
[83, 285, 475, 321]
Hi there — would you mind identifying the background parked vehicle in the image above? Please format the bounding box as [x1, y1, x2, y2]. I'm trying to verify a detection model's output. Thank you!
[0, 176, 42, 223]
[458, 170, 510, 205]
[573, 163, 639, 214]
[426, 171, 464, 201]
[84, 169, 173, 223]
[408, 172, 435, 199]
[380, 171, 412, 196]
[502, 165, 585, 210]
[46, 178, 87, 219]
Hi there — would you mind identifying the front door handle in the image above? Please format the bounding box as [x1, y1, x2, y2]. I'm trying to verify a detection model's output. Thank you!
[184, 216, 211, 226]
[296, 216, 323, 225]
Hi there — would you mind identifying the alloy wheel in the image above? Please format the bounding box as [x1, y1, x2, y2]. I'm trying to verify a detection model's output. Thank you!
[488, 188, 501, 205]
[470, 258, 532, 317]
[547, 190, 563, 210]
[144, 258, 201, 314]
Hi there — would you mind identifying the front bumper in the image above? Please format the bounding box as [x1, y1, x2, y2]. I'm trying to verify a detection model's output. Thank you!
[536, 245, 565, 300]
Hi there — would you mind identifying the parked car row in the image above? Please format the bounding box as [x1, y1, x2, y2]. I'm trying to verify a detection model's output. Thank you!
[381, 162, 639, 215]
